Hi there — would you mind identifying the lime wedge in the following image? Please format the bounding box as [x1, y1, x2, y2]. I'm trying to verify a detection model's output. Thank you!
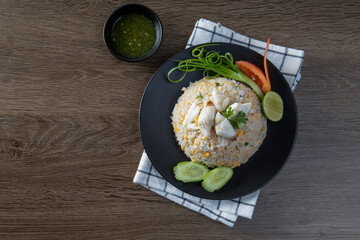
[262, 91, 283, 122]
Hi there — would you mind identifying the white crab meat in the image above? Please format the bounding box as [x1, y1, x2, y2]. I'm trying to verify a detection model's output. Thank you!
[182, 101, 200, 127]
[215, 118, 236, 138]
[215, 112, 226, 125]
[217, 136, 229, 148]
[198, 101, 216, 138]
[186, 123, 199, 130]
[228, 102, 252, 119]
[210, 87, 230, 112]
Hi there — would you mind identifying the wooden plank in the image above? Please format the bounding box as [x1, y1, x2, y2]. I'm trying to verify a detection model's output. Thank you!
[0, 0, 359, 239]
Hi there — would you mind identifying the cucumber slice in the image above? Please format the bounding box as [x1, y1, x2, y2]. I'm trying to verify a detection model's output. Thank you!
[201, 167, 233, 192]
[173, 161, 209, 183]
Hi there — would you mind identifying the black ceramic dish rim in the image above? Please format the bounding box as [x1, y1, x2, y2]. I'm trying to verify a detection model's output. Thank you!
[138, 42, 298, 200]
[103, 4, 163, 62]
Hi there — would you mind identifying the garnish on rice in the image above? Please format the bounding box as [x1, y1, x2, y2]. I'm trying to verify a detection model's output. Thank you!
[168, 42, 283, 122]
[167, 44, 264, 100]
[221, 106, 248, 129]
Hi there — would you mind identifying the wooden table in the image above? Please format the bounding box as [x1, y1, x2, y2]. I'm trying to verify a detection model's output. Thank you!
[1, 1, 359, 239]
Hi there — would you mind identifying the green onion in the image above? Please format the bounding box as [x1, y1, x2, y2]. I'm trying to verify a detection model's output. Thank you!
[167, 44, 264, 100]
[195, 93, 203, 99]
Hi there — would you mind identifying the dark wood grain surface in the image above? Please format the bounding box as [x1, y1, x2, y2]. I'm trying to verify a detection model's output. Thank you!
[1, 0, 359, 239]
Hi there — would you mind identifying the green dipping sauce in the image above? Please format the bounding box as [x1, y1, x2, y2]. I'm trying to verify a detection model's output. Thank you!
[111, 13, 156, 58]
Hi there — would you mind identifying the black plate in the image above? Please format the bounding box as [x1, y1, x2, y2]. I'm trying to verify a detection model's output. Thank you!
[139, 43, 298, 200]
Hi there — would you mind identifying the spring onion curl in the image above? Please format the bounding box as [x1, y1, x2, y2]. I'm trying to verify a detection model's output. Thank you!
[167, 44, 264, 100]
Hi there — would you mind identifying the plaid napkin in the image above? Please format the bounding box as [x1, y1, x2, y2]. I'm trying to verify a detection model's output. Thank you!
[134, 18, 305, 227]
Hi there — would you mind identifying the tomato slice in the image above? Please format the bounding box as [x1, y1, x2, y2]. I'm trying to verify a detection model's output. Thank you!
[235, 61, 271, 94]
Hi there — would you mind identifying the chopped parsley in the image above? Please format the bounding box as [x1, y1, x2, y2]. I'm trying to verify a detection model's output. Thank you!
[230, 111, 248, 129]
[216, 82, 220, 86]
[222, 106, 234, 118]
[222, 107, 248, 129]
[245, 142, 249, 146]
[195, 93, 203, 99]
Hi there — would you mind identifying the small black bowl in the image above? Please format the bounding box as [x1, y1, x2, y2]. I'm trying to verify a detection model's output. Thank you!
[103, 4, 163, 62]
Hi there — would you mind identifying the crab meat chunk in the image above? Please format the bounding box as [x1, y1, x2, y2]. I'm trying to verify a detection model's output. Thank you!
[210, 87, 230, 112]
[215, 112, 226, 125]
[215, 118, 236, 138]
[217, 136, 229, 147]
[228, 102, 252, 119]
[198, 100, 216, 138]
[182, 100, 200, 127]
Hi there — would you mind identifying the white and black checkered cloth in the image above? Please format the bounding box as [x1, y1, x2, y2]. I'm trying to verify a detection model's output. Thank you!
[134, 18, 305, 227]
